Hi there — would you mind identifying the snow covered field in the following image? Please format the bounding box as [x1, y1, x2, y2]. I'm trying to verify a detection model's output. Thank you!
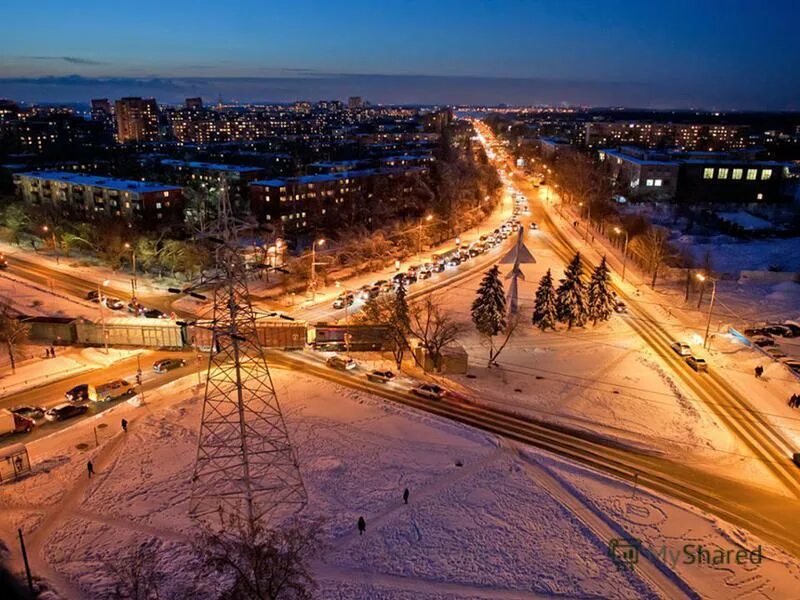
[1, 368, 799, 599]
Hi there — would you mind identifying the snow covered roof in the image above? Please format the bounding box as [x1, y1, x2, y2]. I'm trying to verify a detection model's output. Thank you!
[15, 171, 181, 193]
[159, 159, 263, 173]
[252, 166, 427, 188]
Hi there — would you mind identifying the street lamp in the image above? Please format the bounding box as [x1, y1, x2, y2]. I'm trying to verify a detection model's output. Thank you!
[123, 242, 137, 301]
[418, 214, 433, 261]
[613, 227, 629, 282]
[696, 273, 717, 349]
[42, 225, 59, 264]
[310, 238, 325, 300]
[97, 279, 110, 354]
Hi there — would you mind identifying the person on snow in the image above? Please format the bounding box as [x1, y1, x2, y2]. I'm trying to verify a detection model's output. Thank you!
[357, 516, 366, 535]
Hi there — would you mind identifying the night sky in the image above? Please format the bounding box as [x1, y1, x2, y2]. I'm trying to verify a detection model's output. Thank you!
[1, 0, 798, 108]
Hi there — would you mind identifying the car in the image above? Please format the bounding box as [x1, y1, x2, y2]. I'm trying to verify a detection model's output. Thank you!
[686, 356, 708, 372]
[332, 293, 355, 309]
[367, 370, 395, 383]
[103, 297, 125, 310]
[143, 308, 167, 319]
[0, 255, 7, 269]
[744, 327, 768, 337]
[411, 383, 446, 400]
[529, 222, 538, 230]
[613, 300, 627, 313]
[327, 356, 356, 371]
[431, 261, 446, 273]
[468, 245, 483, 257]
[368, 285, 381, 298]
[380, 281, 396, 293]
[417, 269, 432, 280]
[95, 379, 135, 402]
[86, 290, 100, 301]
[406, 265, 421, 275]
[153, 358, 186, 373]
[65, 383, 93, 403]
[764, 325, 793, 338]
[357, 285, 373, 300]
[127, 300, 145, 314]
[752, 335, 776, 347]
[782, 321, 800, 337]
[403, 273, 418, 285]
[45, 403, 89, 422]
[11, 406, 45, 422]
[670, 341, 692, 356]
[793, 453, 800, 468]
[373, 279, 388, 288]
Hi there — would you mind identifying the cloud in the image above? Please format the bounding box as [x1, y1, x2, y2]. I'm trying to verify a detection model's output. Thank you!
[19, 56, 106, 66]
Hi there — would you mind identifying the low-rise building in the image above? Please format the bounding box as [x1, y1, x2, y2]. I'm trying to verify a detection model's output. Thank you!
[14, 171, 183, 223]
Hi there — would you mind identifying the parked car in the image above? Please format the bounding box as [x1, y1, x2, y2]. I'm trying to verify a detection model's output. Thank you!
[45, 403, 89, 422]
[65, 383, 93, 403]
[431, 261, 446, 273]
[529, 222, 538, 230]
[95, 379, 135, 402]
[368, 285, 381, 298]
[11, 406, 45, 422]
[356, 285, 373, 300]
[793, 453, 800, 468]
[86, 290, 100, 301]
[744, 327, 768, 337]
[153, 358, 186, 373]
[764, 325, 793, 338]
[782, 321, 800, 337]
[103, 297, 125, 310]
[143, 308, 167, 319]
[752, 336, 776, 348]
[332, 293, 355, 309]
[327, 356, 356, 371]
[784, 360, 800, 375]
[367, 370, 395, 383]
[411, 383, 446, 400]
[0, 409, 34, 434]
[403, 273, 418, 285]
[686, 356, 708, 372]
[765, 348, 788, 360]
[670, 341, 692, 356]
[417, 269, 432, 280]
[0, 255, 8, 269]
[613, 300, 627, 313]
[127, 301, 145, 314]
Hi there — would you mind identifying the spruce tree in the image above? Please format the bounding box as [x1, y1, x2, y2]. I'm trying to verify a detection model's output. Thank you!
[587, 256, 616, 325]
[532, 269, 557, 331]
[471, 265, 507, 365]
[555, 252, 588, 329]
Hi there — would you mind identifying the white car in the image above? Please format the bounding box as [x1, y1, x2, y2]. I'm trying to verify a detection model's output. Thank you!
[670, 341, 692, 357]
[411, 383, 446, 400]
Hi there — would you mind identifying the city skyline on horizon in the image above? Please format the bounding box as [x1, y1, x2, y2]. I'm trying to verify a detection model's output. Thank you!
[2, 0, 799, 110]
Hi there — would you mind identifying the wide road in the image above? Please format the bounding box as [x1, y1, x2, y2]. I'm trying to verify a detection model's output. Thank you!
[471, 125, 800, 501]
[2, 250, 188, 317]
[0, 350, 197, 448]
[266, 349, 800, 557]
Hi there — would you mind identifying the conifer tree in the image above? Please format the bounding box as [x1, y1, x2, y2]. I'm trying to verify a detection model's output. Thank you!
[532, 269, 557, 331]
[587, 256, 616, 325]
[555, 252, 588, 329]
[471, 265, 507, 366]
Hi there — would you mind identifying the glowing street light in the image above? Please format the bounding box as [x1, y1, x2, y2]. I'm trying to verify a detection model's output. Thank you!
[418, 214, 433, 260]
[613, 227, 629, 282]
[123, 242, 137, 301]
[696, 273, 717, 349]
[310, 238, 325, 300]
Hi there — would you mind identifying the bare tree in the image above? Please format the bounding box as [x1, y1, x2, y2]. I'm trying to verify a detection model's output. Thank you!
[201, 515, 325, 600]
[408, 295, 465, 372]
[357, 285, 410, 369]
[0, 299, 29, 373]
[630, 227, 673, 289]
[104, 539, 165, 600]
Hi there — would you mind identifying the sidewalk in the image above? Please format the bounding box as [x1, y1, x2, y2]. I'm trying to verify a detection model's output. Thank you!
[0, 347, 145, 398]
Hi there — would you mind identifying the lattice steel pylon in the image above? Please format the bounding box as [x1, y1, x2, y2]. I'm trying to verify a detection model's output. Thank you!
[189, 186, 306, 531]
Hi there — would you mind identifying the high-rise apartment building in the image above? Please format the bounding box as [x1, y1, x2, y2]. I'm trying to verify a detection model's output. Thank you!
[114, 97, 160, 143]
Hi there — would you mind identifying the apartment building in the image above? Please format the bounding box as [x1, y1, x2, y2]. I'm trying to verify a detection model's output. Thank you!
[14, 171, 183, 223]
[586, 122, 749, 151]
[115, 97, 160, 143]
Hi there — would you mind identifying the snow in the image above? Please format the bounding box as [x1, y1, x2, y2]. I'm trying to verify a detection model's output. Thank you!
[673, 235, 800, 274]
[0, 363, 798, 598]
[716, 211, 774, 232]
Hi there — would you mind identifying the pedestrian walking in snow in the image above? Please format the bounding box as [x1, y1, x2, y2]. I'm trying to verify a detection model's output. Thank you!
[755, 365, 763, 379]
[45, 348, 50, 358]
[121, 418, 128, 433]
[50, 345, 56, 357]
[87, 460, 94, 478]
[403, 488, 409, 504]
[357, 516, 366, 535]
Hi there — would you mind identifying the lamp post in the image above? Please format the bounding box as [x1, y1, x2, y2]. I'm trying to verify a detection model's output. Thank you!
[42, 225, 58, 264]
[123, 242, 137, 301]
[418, 214, 432, 261]
[614, 226, 629, 282]
[310, 238, 325, 300]
[97, 279, 110, 354]
[696, 273, 717, 349]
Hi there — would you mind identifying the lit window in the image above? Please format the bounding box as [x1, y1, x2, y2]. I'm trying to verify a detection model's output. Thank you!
[746, 169, 757, 180]
[703, 168, 714, 179]
[761, 169, 772, 180]
[717, 168, 728, 179]
[646, 179, 654, 187]
[732, 169, 743, 180]
[756, 193, 764, 200]
[156, 202, 162, 209]
[654, 179, 662, 187]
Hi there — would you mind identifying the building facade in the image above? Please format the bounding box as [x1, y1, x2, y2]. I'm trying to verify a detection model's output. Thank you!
[586, 122, 749, 151]
[115, 97, 160, 143]
[14, 171, 183, 223]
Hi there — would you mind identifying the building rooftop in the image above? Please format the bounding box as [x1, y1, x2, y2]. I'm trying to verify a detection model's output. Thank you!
[252, 166, 427, 188]
[160, 159, 263, 173]
[599, 148, 676, 166]
[15, 171, 181, 193]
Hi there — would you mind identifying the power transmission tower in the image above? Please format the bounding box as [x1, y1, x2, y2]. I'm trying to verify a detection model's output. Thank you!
[189, 185, 306, 532]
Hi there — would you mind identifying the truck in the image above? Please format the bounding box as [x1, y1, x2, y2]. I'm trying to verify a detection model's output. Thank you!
[0, 409, 35, 435]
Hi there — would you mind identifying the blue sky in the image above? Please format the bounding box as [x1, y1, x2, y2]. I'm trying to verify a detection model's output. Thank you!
[1, 0, 798, 108]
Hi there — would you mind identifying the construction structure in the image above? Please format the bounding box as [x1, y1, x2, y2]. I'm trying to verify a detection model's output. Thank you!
[189, 187, 306, 531]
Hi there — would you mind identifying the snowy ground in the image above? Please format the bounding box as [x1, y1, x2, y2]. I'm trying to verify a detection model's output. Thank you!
[0, 270, 100, 320]
[1, 368, 799, 599]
